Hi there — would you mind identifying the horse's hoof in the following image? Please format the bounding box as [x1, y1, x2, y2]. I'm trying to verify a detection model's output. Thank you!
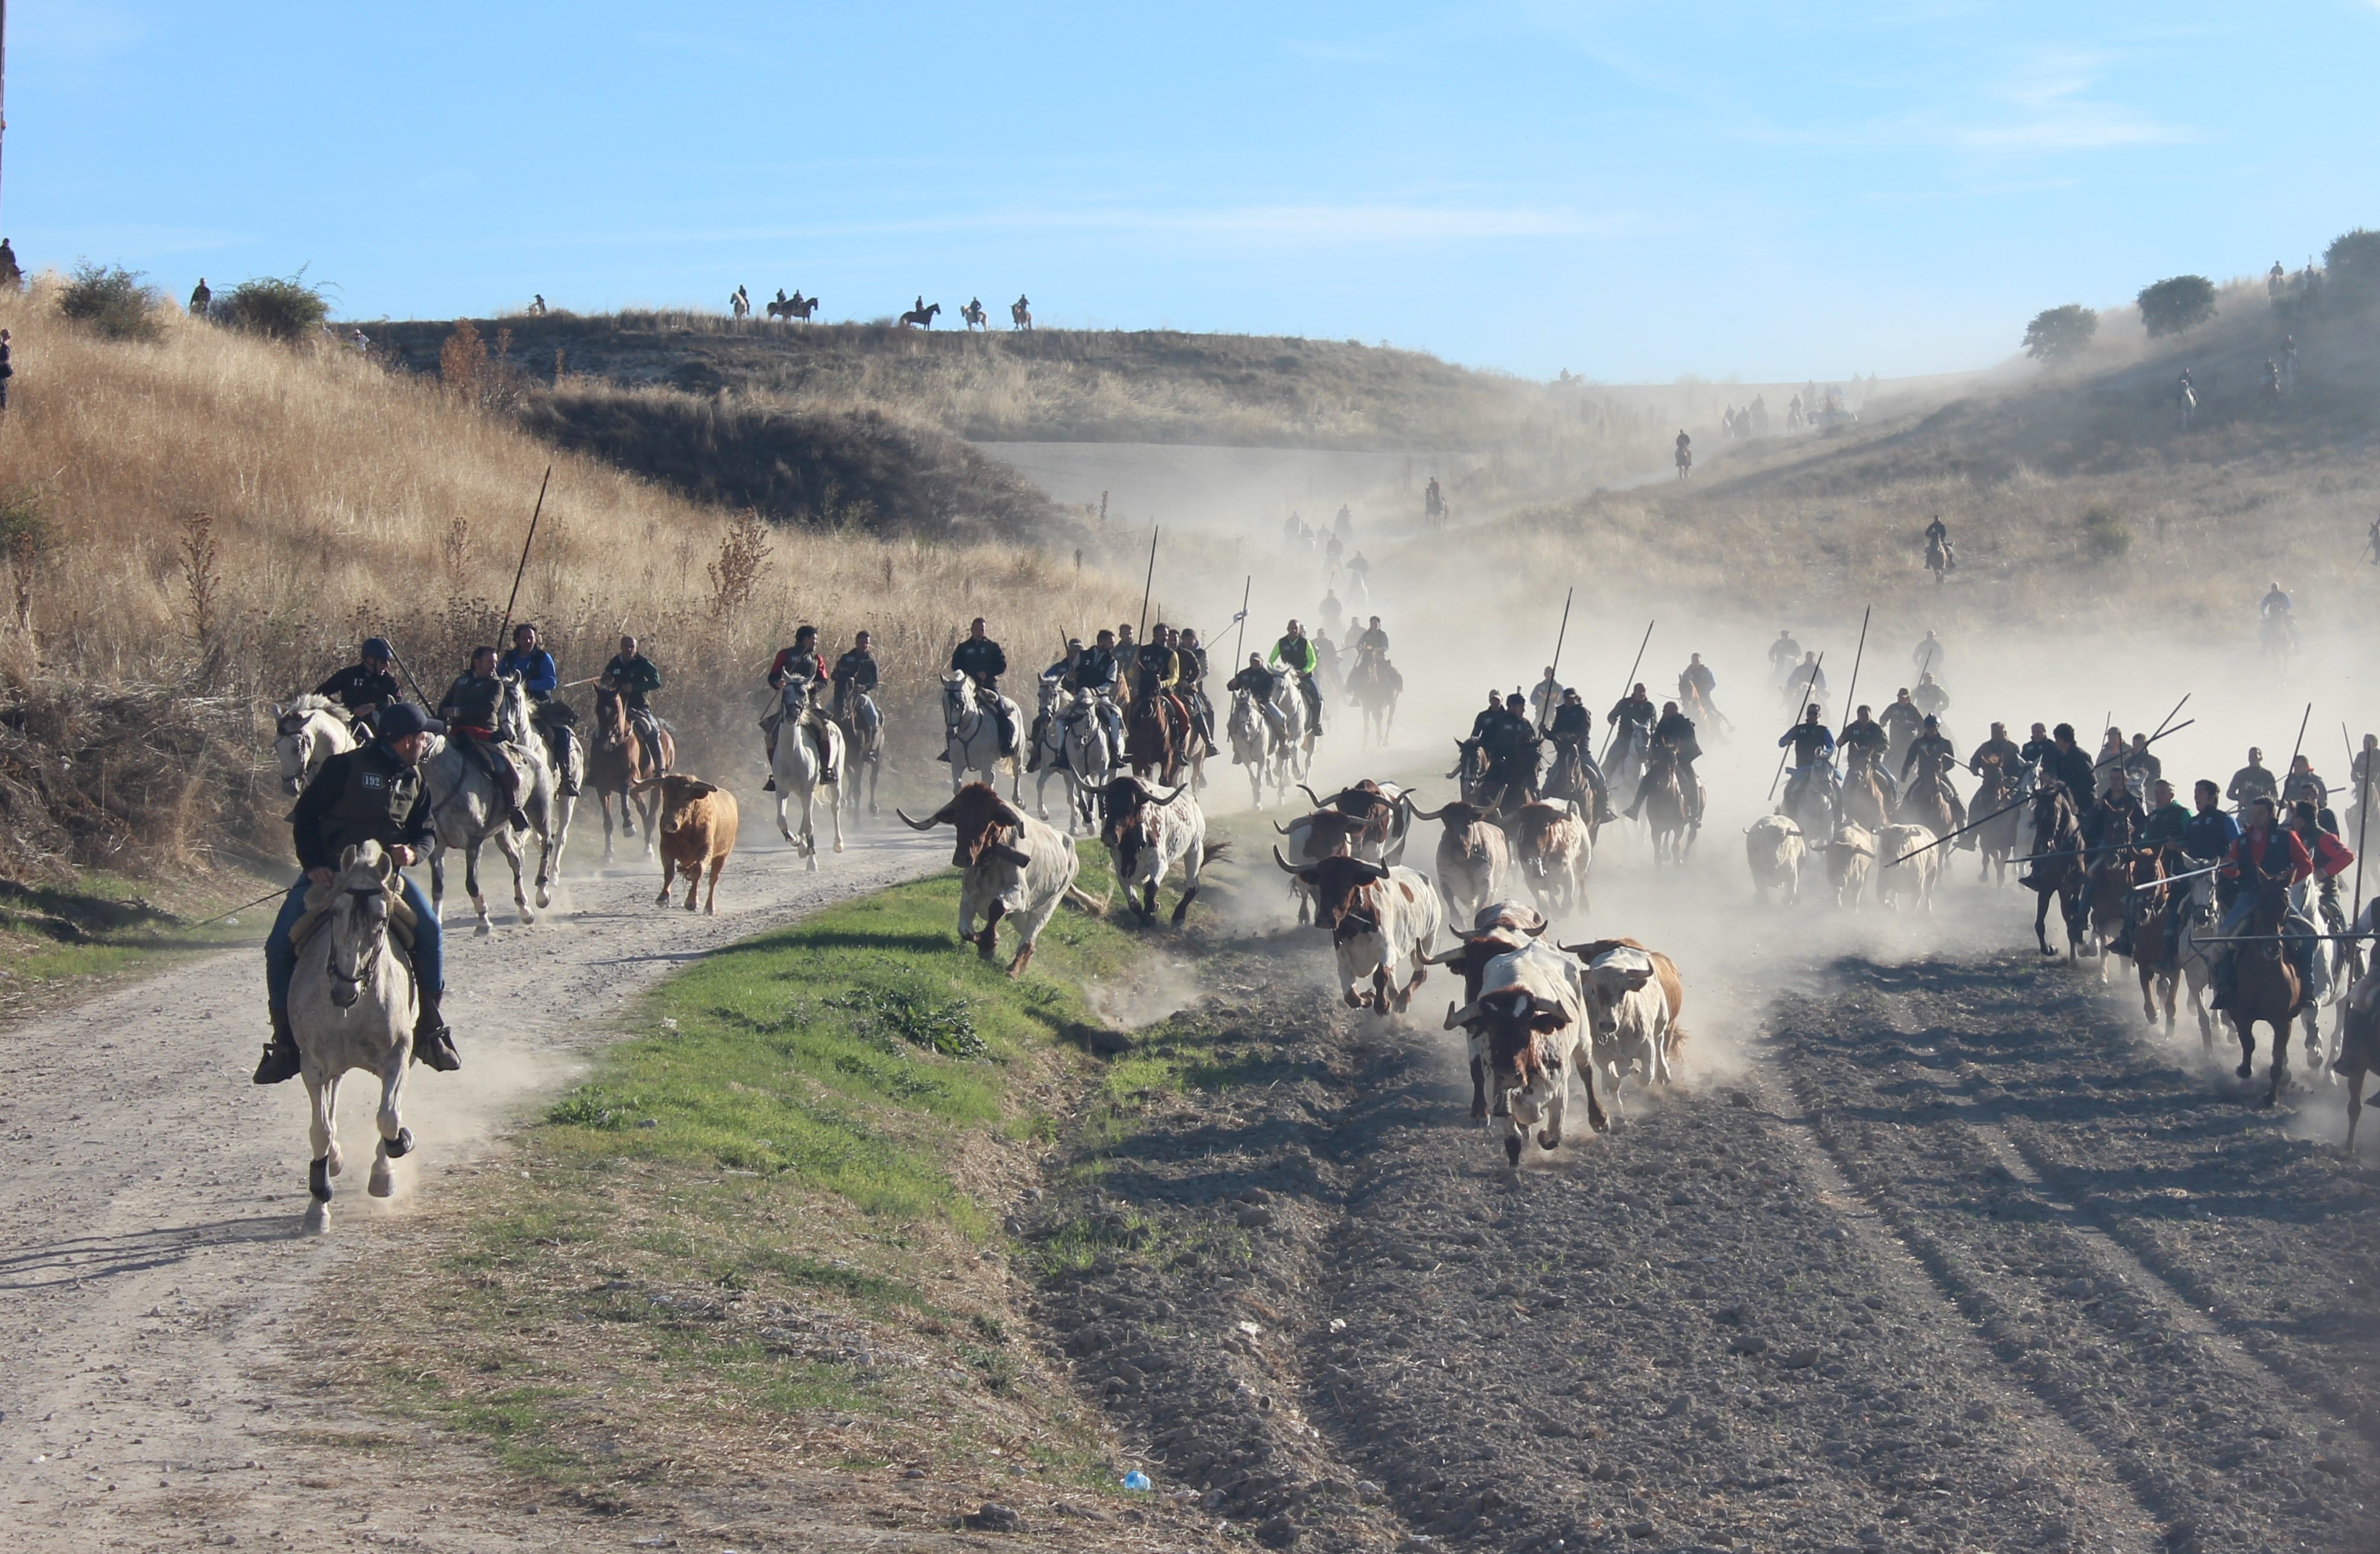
[368, 1164, 396, 1198]
[386, 1127, 415, 1158]
[308, 1158, 333, 1203]
[475, 923, 493, 938]
[2237, 1062, 2254, 1080]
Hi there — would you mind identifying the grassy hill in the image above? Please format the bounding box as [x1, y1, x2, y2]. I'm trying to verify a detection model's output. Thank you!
[1455, 270, 2380, 638]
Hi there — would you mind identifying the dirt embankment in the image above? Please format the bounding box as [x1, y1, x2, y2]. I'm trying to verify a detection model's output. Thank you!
[1024, 938, 2380, 1553]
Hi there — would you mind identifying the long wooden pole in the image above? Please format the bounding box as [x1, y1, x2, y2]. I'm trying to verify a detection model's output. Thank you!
[1537, 587, 1575, 733]
[1595, 617, 1654, 760]
[2348, 724, 2372, 982]
[2285, 700, 2313, 796]
[1136, 524, 1160, 642]
[1231, 574, 1252, 668]
[495, 464, 553, 649]
[1836, 605, 1872, 736]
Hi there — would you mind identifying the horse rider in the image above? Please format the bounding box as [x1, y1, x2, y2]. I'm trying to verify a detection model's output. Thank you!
[2038, 723, 2097, 809]
[189, 276, 211, 316]
[314, 637, 406, 733]
[2353, 733, 2380, 816]
[2141, 778, 2190, 851]
[1969, 722, 2023, 785]
[1912, 671, 1950, 722]
[252, 701, 458, 1085]
[1333, 504, 1354, 543]
[1477, 694, 1542, 808]
[1320, 587, 1344, 636]
[1029, 638, 1086, 775]
[1841, 704, 1893, 797]
[1607, 683, 1657, 756]
[831, 629, 879, 726]
[1922, 518, 1954, 573]
[1787, 651, 1827, 707]
[2209, 796, 2320, 1013]
[1674, 428, 1692, 473]
[1678, 653, 1718, 722]
[439, 647, 531, 831]
[2283, 754, 2332, 822]
[1070, 628, 1127, 763]
[1451, 688, 1504, 786]
[1227, 653, 1290, 746]
[1780, 704, 1837, 807]
[1545, 688, 1613, 821]
[1767, 630, 1801, 687]
[1267, 619, 1325, 736]
[1324, 530, 1346, 575]
[2261, 580, 2292, 621]
[2227, 747, 2277, 812]
[602, 634, 665, 769]
[1176, 627, 1217, 758]
[1912, 629, 1948, 677]
[1879, 689, 1925, 766]
[1901, 715, 1967, 831]
[1624, 700, 1703, 824]
[1132, 623, 1191, 755]
[949, 616, 1019, 755]
[2157, 779, 2242, 964]
[1529, 665, 1563, 729]
[2285, 797, 2356, 940]
[1354, 615, 1389, 658]
[2079, 764, 2144, 850]
[1346, 550, 1372, 586]
[499, 623, 577, 798]
[2123, 732, 2163, 795]
[1424, 476, 1444, 520]
[762, 625, 835, 791]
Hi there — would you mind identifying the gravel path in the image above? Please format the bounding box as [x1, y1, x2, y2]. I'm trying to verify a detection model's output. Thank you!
[0, 822, 945, 1553]
[1028, 856, 2380, 1554]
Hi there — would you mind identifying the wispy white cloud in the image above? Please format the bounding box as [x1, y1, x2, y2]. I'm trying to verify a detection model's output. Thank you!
[18, 4, 143, 63]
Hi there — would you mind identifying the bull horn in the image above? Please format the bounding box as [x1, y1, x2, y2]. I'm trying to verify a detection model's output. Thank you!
[1297, 782, 1330, 807]
[1272, 845, 1305, 874]
[1419, 945, 1471, 966]
[1526, 919, 1549, 938]
[896, 804, 952, 831]
[1443, 998, 1484, 1030]
[1148, 784, 1184, 806]
[1407, 799, 1452, 821]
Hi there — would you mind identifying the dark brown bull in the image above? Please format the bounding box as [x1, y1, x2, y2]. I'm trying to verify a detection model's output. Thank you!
[1298, 779, 1412, 864]
[898, 782, 1031, 871]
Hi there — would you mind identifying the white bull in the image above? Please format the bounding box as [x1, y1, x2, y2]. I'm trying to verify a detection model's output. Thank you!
[1099, 776, 1215, 926]
[1281, 851, 1442, 1015]
[1745, 812, 1806, 905]
[1442, 940, 1599, 1166]
[1873, 822, 1939, 912]
[1572, 942, 1676, 1118]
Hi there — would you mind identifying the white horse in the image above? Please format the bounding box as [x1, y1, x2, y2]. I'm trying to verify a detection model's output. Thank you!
[1032, 679, 1114, 834]
[770, 685, 846, 869]
[273, 694, 355, 796]
[287, 841, 418, 1225]
[941, 671, 1021, 798]
[422, 675, 566, 932]
[1264, 670, 1313, 796]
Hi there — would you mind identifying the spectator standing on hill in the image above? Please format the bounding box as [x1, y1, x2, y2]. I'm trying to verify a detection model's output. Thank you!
[0, 241, 20, 291]
[188, 278, 211, 318]
[0, 329, 15, 414]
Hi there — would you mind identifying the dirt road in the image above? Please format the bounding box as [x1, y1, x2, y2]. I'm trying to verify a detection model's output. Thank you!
[0, 821, 945, 1552]
[1031, 850, 2380, 1554]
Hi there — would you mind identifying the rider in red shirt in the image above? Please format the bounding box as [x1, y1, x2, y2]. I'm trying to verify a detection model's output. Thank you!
[2212, 796, 2319, 1008]
[763, 626, 834, 790]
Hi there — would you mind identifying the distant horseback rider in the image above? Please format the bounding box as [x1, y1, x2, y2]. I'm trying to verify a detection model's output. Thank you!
[1268, 619, 1325, 736]
[499, 622, 577, 798]
[1841, 704, 1893, 795]
[2123, 731, 2162, 794]
[2141, 779, 2190, 851]
[1029, 637, 1085, 775]
[950, 616, 1018, 755]
[1529, 665, 1563, 728]
[762, 624, 834, 791]
[1333, 504, 1354, 542]
[314, 638, 405, 731]
[1780, 704, 1836, 805]
[2261, 581, 2292, 620]
[1879, 689, 1925, 765]
[2227, 747, 2277, 811]
[602, 635, 665, 769]
[1911, 671, 1950, 721]
[1354, 615, 1389, 658]
[440, 647, 531, 832]
[1677, 652, 1718, 719]
[1625, 701, 1703, 823]
[2038, 723, 2097, 810]
[1968, 722, 2022, 781]
[1607, 683, 1656, 752]
[2283, 753, 2330, 817]
[1767, 630, 1801, 687]
[254, 701, 458, 1086]
[1901, 716, 1967, 831]
[1228, 653, 1291, 746]
[1674, 428, 1692, 476]
[1177, 627, 1216, 757]
[1912, 629, 1947, 678]
[1922, 517, 1954, 574]
[1787, 651, 1826, 707]
[1545, 688, 1612, 821]
[2209, 796, 2320, 1013]
[1424, 476, 1444, 520]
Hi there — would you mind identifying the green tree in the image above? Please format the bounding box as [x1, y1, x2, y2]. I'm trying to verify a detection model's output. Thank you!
[2324, 228, 2380, 305]
[220, 272, 330, 342]
[58, 262, 164, 341]
[2136, 275, 2216, 339]
[2021, 303, 2098, 365]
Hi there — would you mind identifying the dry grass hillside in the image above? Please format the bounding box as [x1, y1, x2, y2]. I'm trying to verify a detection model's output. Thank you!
[365, 312, 1673, 462]
[1462, 272, 2380, 641]
[0, 283, 1140, 880]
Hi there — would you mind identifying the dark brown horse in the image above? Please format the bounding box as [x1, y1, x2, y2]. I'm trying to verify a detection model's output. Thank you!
[2338, 987, 2380, 1151]
[2229, 882, 2307, 1107]
[1126, 691, 1187, 784]
[1841, 749, 1891, 831]
[2130, 847, 2183, 1029]
[2022, 783, 2090, 958]
[587, 686, 676, 863]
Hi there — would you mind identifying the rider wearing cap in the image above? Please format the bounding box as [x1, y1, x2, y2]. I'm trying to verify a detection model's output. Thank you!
[1901, 714, 1967, 832]
[254, 701, 457, 1085]
[439, 646, 530, 832]
[1624, 700, 1702, 823]
[1267, 619, 1324, 736]
[602, 635, 665, 769]
[2210, 795, 2319, 1011]
[762, 625, 834, 791]
[498, 623, 577, 798]
[315, 638, 405, 731]
[949, 617, 1019, 756]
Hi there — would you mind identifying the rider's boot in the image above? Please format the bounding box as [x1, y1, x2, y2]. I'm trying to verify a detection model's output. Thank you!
[1026, 714, 1047, 773]
[252, 1006, 302, 1085]
[763, 731, 778, 791]
[413, 988, 462, 1072]
[501, 776, 530, 834]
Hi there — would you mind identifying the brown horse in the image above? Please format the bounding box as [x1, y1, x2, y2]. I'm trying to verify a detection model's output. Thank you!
[1640, 746, 1696, 865]
[587, 686, 675, 862]
[2022, 783, 2090, 958]
[1126, 691, 1188, 784]
[2130, 847, 2183, 1028]
[2229, 882, 2307, 1107]
[1840, 749, 1891, 831]
[2337, 982, 2380, 1151]
[1971, 760, 2026, 884]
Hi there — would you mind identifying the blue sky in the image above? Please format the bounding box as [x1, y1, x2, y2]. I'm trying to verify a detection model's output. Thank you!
[15, 2, 2378, 381]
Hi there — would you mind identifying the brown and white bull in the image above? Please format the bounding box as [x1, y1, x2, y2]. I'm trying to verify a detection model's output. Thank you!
[899, 782, 1086, 977]
[1826, 821, 1876, 910]
[1099, 776, 1220, 926]
[1872, 822, 1939, 912]
[1560, 938, 1684, 1117]
[1507, 800, 1593, 918]
[1276, 849, 1443, 1015]
[1407, 798, 1513, 925]
[1744, 813, 1806, 905]
[1420, 909, 1550, 1119]
[1442, 940, 1601, 1166]
[1298, 779, 1415, 866]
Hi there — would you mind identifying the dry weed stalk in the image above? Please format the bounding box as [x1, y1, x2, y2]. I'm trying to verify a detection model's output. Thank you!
[707, 509, 772, 620]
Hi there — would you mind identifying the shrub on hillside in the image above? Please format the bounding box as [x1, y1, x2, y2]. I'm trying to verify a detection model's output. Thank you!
[219, 273, 329, 341]
[57, 263, 164, 341]
[2324, 228, 2380, 307]
[2021, 304, 2098, 365]
[2080, 506, 2133, 560]
[2136, 276, 2216, 339]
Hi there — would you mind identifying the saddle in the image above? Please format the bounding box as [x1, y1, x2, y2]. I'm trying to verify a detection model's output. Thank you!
[288, 874, 417, 957]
